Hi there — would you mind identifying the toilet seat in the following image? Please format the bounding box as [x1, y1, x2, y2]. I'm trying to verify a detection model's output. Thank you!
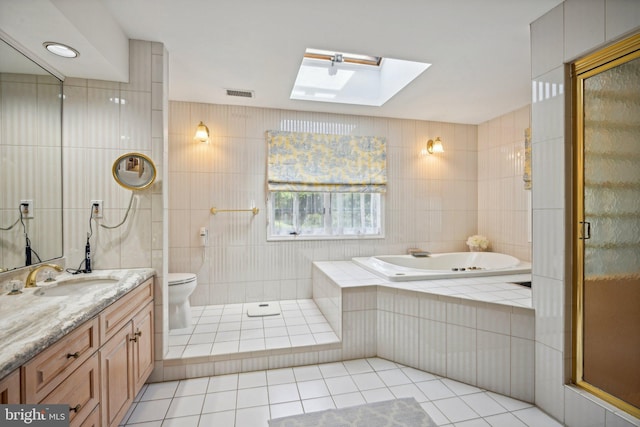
[168, 273, 196, 286]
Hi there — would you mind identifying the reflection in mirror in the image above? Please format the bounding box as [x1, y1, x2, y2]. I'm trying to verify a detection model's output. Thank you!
[0, 36, 63, 272]
[112, 153, 157, 190]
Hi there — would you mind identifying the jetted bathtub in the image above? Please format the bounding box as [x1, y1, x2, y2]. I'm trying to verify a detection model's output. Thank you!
[352, 252, 531, 281]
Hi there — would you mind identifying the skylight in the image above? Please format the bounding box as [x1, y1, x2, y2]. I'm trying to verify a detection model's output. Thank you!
[291, 48, 431, 107]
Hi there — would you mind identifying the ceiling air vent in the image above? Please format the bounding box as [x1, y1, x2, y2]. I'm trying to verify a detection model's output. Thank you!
[226, 89, 254, 98]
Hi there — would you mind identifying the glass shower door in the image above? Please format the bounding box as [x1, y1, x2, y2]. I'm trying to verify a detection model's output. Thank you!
[575, 36, 640, 416]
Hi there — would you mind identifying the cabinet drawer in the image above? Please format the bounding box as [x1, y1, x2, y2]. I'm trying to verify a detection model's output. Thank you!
[40, 352, 100, 427]
[23, 317, 99, 403]
[100, 278, 153, 344]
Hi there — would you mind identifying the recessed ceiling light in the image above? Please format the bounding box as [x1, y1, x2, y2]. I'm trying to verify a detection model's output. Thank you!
[43, 42, 79, 58]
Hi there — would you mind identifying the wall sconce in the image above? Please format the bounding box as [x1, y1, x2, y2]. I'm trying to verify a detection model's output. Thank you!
[426, 137, 444, 154]
[194, 121, 210, 143]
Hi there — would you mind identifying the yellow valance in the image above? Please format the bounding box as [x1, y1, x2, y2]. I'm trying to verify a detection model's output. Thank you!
[266, 131, 387, 193]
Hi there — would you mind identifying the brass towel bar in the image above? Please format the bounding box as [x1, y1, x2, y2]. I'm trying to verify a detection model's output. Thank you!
[210, 207, 259, 215]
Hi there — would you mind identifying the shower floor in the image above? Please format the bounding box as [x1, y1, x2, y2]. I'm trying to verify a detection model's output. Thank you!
[167, 299, 339, 359]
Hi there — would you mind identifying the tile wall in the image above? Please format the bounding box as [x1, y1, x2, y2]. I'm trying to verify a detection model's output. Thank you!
[530, 1, 639, 425]
[60, 40, 169, 380]
[477, 105, 532, 261]
[168, 101, 480, 306]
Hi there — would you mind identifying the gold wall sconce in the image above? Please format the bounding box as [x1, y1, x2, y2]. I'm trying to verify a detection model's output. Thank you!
[426, 137, 444, 154]
[194, 121, 210, 143]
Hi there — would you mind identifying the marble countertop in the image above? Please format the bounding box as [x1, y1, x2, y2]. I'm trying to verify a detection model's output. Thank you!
[0, 268, 155, 380]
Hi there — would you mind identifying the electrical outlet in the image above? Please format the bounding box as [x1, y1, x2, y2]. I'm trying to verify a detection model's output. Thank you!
[91, 200, 103, 218]
[20, 199, 34, 218]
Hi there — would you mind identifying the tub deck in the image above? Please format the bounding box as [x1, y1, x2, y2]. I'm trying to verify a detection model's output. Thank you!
[317, 260, 532, 307]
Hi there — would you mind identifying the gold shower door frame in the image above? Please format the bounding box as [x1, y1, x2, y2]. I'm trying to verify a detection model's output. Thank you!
[572, 33, 640, 418]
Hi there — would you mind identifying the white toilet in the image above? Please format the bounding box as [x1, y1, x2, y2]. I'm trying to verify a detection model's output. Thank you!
[168, 273, 197, 330]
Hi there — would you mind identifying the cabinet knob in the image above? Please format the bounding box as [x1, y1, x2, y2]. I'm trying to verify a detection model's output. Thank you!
[134, 330, 142, 337]
[66, 352, 79, 359]
[69, 404, 81, 413]
[130, 336, 138, 343]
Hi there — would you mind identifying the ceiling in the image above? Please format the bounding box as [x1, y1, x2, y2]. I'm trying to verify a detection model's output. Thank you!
[0, 0, 563, 124]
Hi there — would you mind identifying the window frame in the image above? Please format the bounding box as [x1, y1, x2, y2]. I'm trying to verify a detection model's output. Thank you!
[266, 191, 385, 241]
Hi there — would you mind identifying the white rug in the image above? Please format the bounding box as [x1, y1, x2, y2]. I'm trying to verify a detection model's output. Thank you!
[268, 397, 435, 427]
[246, 302, 281, 317]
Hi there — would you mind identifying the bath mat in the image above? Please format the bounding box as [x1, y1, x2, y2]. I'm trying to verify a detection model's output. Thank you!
[247, 302, 281, 317]
[268, 397, 435, 427]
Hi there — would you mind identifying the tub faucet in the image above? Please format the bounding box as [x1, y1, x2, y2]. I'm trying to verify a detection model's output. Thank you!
[25, 264, 63, 288]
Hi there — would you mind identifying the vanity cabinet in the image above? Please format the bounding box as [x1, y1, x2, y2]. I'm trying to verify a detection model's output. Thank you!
[99, 279, 154, 427]
[6, 276, 154, 427]
[0, 369, 20, 404]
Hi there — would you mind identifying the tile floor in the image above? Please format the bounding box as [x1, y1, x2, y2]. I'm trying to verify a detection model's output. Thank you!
[167, 299, 339, 359]
[122, 357, 562, 427]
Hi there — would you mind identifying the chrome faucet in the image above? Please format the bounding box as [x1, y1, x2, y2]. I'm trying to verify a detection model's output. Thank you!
[25, 264, 63, 288]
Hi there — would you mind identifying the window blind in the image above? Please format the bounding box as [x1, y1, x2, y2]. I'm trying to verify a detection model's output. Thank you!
[266, 130, 387, 193]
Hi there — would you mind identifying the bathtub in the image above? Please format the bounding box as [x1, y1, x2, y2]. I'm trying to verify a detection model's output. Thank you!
[352, 252, 531, 281]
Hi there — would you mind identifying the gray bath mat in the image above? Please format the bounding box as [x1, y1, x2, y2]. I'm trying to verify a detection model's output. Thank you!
[247, 301, 281, 317]
[268, 397, 435, 426]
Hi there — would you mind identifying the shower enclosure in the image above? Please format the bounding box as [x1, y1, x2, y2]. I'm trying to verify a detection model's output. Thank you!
[573, 33, 640, 418]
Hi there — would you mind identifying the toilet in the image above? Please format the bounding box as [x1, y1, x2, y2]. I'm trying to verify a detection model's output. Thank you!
[168, 273, 197, 330]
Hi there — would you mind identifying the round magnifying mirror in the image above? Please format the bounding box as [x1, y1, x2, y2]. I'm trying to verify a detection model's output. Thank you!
[112, 153, 157, 190]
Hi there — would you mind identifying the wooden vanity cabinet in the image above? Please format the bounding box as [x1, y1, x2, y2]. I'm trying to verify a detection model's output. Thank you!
[7, 276, 155, 427]
[99, 278, 154, 427]
[0, 369, 20, 404]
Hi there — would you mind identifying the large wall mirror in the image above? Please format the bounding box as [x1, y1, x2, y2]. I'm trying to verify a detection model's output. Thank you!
[0, 36, 63, 272]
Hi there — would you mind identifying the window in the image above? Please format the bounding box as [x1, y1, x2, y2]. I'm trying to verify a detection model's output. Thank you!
[266, 130, 386, 240]
[269, 191, 383, 239]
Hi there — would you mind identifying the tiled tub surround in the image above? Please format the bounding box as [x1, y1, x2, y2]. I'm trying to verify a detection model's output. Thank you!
[313, 261, 535, 403]
[0, 267, 155, 380]
[161, 260, 534, 403]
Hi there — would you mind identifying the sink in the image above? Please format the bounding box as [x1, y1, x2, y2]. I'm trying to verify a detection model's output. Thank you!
[35, 277, 120, 297]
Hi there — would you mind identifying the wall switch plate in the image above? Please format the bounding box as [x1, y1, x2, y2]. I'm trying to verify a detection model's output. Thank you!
[20, 199, 34, 218]
[91, 200, 103, 218]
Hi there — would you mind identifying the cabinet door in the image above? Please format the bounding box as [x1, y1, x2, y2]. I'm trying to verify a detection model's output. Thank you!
[0, 369, 20, 404]
[132, 301, 154, 396]
[100, 322, 133, 427]
[77, 405, 100, 427]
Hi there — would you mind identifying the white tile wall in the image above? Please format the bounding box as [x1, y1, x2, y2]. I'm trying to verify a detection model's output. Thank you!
[531, 1, 640, 425]
[477, 105, 532, 262]
[59, 40, 168, 382]
[168, 102, 479, 306]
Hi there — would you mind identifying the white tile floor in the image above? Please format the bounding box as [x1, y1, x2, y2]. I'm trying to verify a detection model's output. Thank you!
[122, 358, 562, 427]
[167, 300, 339, 359]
